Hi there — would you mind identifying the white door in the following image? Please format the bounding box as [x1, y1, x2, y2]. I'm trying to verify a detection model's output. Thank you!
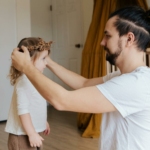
[51, 0, 83, 89]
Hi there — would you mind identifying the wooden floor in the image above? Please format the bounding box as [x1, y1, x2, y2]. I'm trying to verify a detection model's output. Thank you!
[0, 106, 98, 150]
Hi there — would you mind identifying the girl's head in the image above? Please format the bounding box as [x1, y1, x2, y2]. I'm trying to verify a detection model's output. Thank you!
[9, 37, 52, 85]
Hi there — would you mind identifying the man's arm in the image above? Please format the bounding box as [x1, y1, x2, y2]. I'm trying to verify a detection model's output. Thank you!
[11, 46, 116, 113]
[46, 57, 104, 89]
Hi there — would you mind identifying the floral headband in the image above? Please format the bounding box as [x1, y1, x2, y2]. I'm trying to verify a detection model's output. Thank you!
[27, 38, 53, 52]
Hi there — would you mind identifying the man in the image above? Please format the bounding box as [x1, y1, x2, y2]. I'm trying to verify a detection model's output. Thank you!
[11, 6, 150, 150]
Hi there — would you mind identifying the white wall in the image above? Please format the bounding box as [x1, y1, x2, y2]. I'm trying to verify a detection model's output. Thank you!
[82, 0, 94, 43]
[16, 0, 31, 42]
[0, 0, 31, 121]
[30, 0, 52, 41]
[147, 0, 150, 7]
[0, 0, 16, 121]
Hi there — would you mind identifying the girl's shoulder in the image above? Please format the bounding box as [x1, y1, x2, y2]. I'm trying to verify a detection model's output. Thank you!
[15, 74, 31, 89]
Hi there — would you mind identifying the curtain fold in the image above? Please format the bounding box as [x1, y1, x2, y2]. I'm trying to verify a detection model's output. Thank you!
[77, 0, 118, 138]
[137, 0, 148, 9]
[77, 0, 148, 138]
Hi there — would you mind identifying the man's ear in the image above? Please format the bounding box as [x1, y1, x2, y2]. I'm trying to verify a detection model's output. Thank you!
[126, 32, 135, 46]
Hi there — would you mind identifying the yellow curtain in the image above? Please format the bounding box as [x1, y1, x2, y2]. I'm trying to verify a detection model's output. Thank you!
[77, 0, 148, 138]
[137, 0, 148, 9]
[115, 0, 148, 9]
[77, 0, 118, 138]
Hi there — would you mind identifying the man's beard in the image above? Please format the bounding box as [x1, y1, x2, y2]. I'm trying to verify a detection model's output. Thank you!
[104, 40, 123, 65]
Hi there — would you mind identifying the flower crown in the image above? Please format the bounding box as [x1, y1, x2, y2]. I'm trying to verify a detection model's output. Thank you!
[27, 38, 53, 52]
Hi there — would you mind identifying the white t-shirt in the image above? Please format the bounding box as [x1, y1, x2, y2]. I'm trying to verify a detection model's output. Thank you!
[97, 66, 150, 150]
[5, 74, 47, 135]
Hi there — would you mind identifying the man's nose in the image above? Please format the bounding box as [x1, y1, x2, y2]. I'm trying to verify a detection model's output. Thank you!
[100, 37, 106, 46]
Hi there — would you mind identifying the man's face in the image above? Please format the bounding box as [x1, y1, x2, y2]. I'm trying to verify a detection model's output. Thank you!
[104, 40, 123, 65]
[101, 16, 124, 65]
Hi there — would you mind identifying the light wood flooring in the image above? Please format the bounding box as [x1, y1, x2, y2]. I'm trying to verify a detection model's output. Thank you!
[0, 106, 98, 150]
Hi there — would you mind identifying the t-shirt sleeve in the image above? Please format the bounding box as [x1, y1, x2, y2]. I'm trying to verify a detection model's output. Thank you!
[16, 76, 31, 115]
[97, 73, 146, 118]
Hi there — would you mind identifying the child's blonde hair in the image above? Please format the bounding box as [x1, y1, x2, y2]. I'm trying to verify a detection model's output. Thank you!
[9, 37, 52, 85]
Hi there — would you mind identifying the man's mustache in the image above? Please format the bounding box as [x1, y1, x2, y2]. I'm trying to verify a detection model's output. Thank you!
[104, 46, 110, 53]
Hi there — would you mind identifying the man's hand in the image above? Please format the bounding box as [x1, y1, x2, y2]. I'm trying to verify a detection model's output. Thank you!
[11, 46, 31, 73]
[28, 132, 44, 148]
[45, 55, 52, 66]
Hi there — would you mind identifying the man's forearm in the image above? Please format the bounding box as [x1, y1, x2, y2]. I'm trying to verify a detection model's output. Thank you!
[47, 58, 87, 89]
[47, 58, 104, 88]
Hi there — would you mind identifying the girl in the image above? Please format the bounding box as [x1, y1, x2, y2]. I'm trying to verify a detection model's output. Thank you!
[5, 37, 52, 150]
